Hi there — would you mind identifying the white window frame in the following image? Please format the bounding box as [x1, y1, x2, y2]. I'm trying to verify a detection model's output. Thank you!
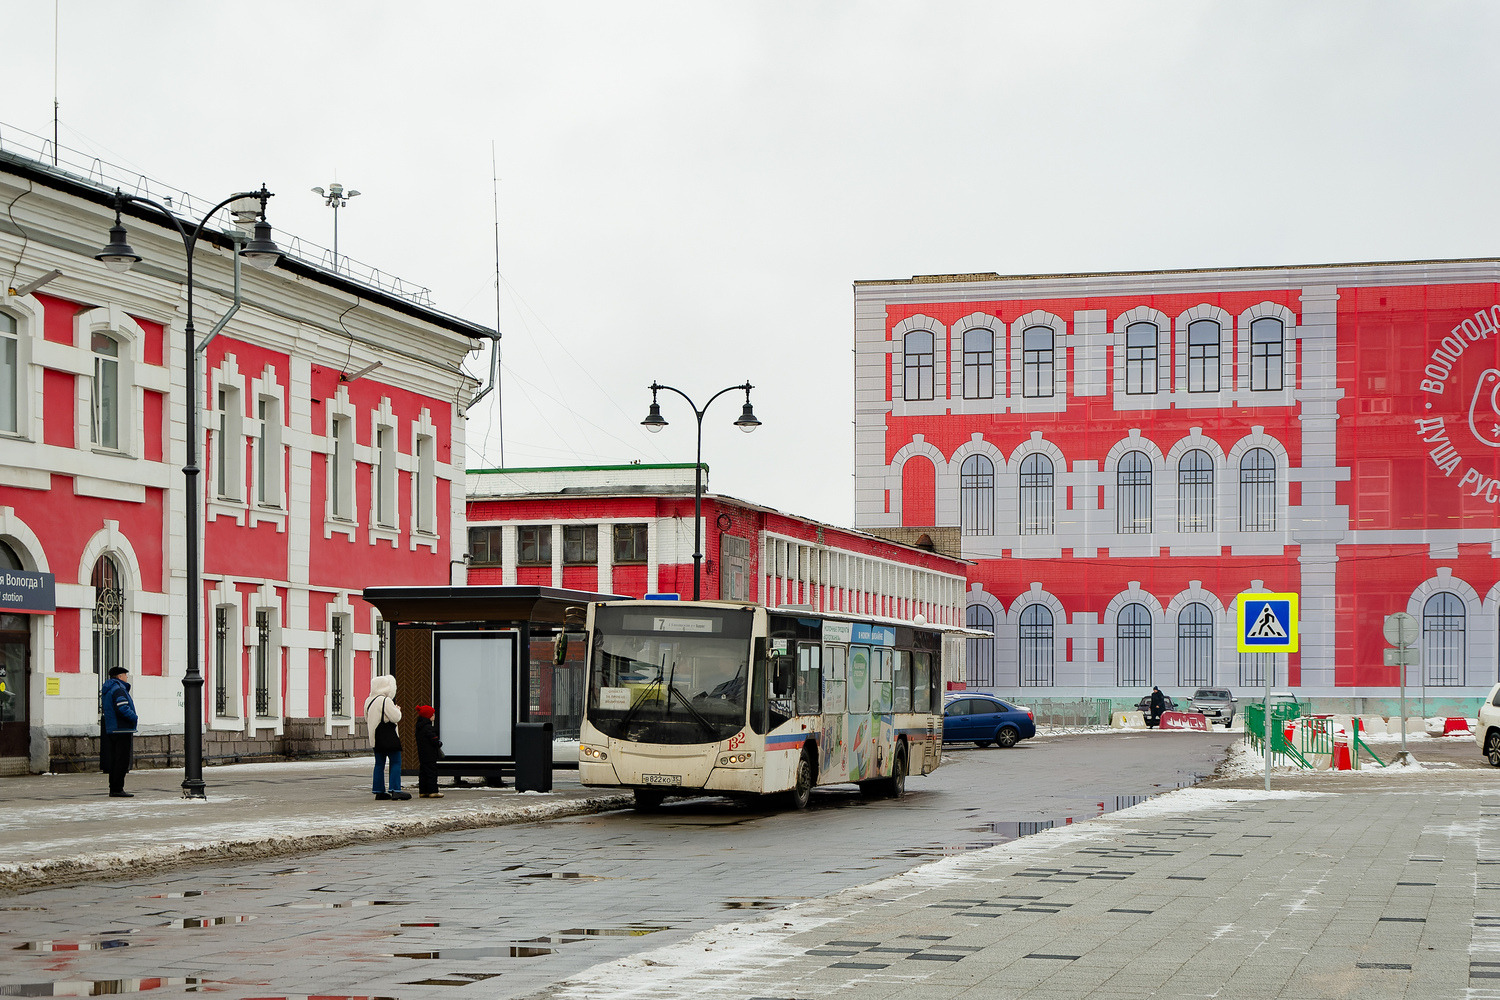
[90, 330, 122, 452]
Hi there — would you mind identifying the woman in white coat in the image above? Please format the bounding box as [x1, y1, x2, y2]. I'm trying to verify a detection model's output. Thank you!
[364, 674, 410, 800]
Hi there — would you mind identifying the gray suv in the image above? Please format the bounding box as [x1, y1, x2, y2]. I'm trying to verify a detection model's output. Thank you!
[1188, 688, 1236, 727]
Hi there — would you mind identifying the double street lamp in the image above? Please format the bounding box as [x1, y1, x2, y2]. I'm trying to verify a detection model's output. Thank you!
[96, 187, 281, 799]
[641, 382, 760, 600]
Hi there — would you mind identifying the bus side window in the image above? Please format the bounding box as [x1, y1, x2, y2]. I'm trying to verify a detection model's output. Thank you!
[892, 650, 911, 712]
[912, 651, 932, 713]
[797, 644, 821, 716]
[824, 646, 847, 714]
[873, 649, 893, 713]
[750, 639, 769, 735]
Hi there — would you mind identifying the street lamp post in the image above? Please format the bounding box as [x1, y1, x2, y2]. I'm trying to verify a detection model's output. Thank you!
[641, 382, 760, 600]
[96, 187, 281, 799]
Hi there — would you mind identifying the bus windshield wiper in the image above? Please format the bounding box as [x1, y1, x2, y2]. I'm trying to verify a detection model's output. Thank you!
[617, 654, 666, 728]
[663, 658, 717, 738]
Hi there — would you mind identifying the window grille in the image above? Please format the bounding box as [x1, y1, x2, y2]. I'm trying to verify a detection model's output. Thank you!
[1239, 448, 1276, 531]
[255, 609, 271, 717]
[1176, 602, 1214, 686]
[1178, 449, 1214, 532]
[90, 556, 123, 676]
[1117, 450, 1152, 533]
[1116, 603, 1151, 686]
[1019, 604, 1054, 687]
[1423, 592, 1466, 686]
[331, 616, 345, 717]
[966, 604, 995, 687]
[215, 607, 229, 717]
[1019, 453, 1054, 535]
[960, 455, 994, 535]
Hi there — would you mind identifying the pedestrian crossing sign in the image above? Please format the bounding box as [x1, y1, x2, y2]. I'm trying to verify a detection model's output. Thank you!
[1237, 592, 1298, 653]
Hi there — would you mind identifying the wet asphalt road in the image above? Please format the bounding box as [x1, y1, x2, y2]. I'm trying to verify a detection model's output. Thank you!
[0, 730, 1235, 999]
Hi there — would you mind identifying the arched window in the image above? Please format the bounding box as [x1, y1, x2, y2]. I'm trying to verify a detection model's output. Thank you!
[1019, 604, 1054, 687]
[1423, 592, 1466, 686]
[1116, 603, 1152, 687]
[1117, 450, 1152, 534]
[0, 313, 17, 435]
[1187, 319, 1220, 393]
[962, 328, 994, 400]
[1125, 321, 1158, 395]
[1022, 326, 1055, 398]
[1178, 449, 1214, 532]
[1177, 602, 1213, 686]
[91, 554, 124, 677]
[91, 332, 121, 450]
[903, 331, 934, 401]
[1019, 453, 1054, 535]
[1239, 448, 1276, 531]
[1250, 317, 1284, 391]
[959, 455, 994, 536]
[966, 604, 995, 687]
[0, 540, 19, 571]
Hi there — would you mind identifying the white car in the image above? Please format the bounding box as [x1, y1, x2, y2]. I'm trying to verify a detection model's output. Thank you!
[1477, 682, 1500, 766]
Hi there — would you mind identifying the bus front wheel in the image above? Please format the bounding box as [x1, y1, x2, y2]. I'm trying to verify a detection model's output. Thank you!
[633, 788, 666, 812]
[783, 752, 815, 811]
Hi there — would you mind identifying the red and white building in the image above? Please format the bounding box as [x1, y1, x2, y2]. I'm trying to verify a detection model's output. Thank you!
[0, 141, 488, 773]
[465, 464, 969, 632]
[855, 263, 1500, 710]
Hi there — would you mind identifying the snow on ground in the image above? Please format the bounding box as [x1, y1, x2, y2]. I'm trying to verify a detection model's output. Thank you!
[1214, 735, 1453, 778]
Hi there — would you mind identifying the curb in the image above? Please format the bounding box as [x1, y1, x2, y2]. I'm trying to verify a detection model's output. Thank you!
[0, 792, 634, 894]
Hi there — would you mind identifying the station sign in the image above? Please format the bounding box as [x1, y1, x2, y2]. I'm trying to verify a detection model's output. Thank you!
[0, 569, 54, 615]
[1236, 592, 1299, 653]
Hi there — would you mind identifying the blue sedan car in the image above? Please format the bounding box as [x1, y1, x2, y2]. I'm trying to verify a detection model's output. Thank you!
[943, 695, 1037, 748]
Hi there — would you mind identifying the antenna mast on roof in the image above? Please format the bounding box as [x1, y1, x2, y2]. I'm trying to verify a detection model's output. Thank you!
[52, 1, 59, 165]
[491, 141, 504, 466]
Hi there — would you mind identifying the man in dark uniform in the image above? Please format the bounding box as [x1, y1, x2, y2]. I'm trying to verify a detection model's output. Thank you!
[1148, 685, 1166, 729]
[100, 666, 138, 797]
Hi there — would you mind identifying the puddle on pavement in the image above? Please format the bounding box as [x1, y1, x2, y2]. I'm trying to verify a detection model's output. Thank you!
[156, 916, 256, 928]
[722, 899, 777, 909]
[13, 940, 130, 952]
[0, 978, 208, 995]
[952, 788, 1202, 854]
[394, 946, 553, 959]
[284, 900, 411, 909]
[143, 891, 204, 899]
[516, 925, 671, 943]
[520, 872, 604, 880]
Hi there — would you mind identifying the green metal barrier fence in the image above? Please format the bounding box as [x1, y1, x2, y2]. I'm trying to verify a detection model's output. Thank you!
[1243, 705, 1387, 769]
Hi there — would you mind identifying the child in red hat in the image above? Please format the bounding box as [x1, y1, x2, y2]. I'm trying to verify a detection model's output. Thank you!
[414, 704, 444, 798]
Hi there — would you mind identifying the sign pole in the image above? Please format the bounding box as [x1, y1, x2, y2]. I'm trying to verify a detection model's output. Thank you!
[1263, 652, 1273, 791]
[1383, 612, 1419, 766]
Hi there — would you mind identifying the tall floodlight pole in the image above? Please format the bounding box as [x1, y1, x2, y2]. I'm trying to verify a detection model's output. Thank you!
[641, 382, 760, 599]
[96, 188, 281, 798]
[312, 182, 359, 271]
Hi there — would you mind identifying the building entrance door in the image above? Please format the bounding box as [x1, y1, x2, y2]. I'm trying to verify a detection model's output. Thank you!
[0, 614, 30, 762]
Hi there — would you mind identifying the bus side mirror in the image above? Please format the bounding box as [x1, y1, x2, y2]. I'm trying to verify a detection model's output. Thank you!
[773, 658, 795, 697]
[553, 632, 568, 665]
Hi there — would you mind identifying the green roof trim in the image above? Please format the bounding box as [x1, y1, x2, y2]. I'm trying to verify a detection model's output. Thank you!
[467, 462, 703, 475]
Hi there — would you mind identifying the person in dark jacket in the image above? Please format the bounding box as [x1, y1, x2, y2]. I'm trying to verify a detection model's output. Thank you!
[1148, 686, 1166, 728]
[414, 705, 444, 798]
[100, 666, 138, 797]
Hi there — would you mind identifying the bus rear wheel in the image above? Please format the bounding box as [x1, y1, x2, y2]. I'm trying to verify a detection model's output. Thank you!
[860, 745, 908, 799]
[783, 751, 815, 811]
[633, 788, 666, 812]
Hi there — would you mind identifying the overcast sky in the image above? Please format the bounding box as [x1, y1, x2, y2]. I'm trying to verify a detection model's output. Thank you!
[5, 2, 1497, 527]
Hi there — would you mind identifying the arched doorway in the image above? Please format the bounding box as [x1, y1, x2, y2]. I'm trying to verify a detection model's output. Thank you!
[0, 541, 31, 764]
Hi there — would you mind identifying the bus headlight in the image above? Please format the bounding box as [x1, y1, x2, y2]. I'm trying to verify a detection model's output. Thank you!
[581, 745, 609, 761]
[717, 753, 755, 765]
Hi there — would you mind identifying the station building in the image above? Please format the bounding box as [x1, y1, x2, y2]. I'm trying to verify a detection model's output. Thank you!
[853, 262, 1500, 712]
[464, 464, 970, 632]
[0, 137, 487, 773]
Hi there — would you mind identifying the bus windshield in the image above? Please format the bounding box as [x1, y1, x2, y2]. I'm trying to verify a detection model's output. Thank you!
[588, 606, 754, 745]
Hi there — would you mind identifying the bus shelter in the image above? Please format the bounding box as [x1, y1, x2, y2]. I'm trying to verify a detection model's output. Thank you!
[361, 586, 620, 782]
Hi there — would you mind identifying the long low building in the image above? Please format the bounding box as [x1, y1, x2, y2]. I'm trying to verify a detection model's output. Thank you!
[464, 463, 970, 647]
[854, 261, 1500, 714]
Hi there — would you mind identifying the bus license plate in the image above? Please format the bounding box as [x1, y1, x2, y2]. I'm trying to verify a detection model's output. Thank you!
[642, 773, 682, 786]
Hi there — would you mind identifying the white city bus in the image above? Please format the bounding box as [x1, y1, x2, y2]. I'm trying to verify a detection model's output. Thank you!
[578, 600, 962, 811]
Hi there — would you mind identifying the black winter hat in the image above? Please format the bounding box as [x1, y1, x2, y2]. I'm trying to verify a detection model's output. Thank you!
[108, 666, 129, 677]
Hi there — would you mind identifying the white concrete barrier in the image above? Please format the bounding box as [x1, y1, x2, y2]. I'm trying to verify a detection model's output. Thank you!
[1112, 711, 1147, 729]
[1358, 716, 1387, 735]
